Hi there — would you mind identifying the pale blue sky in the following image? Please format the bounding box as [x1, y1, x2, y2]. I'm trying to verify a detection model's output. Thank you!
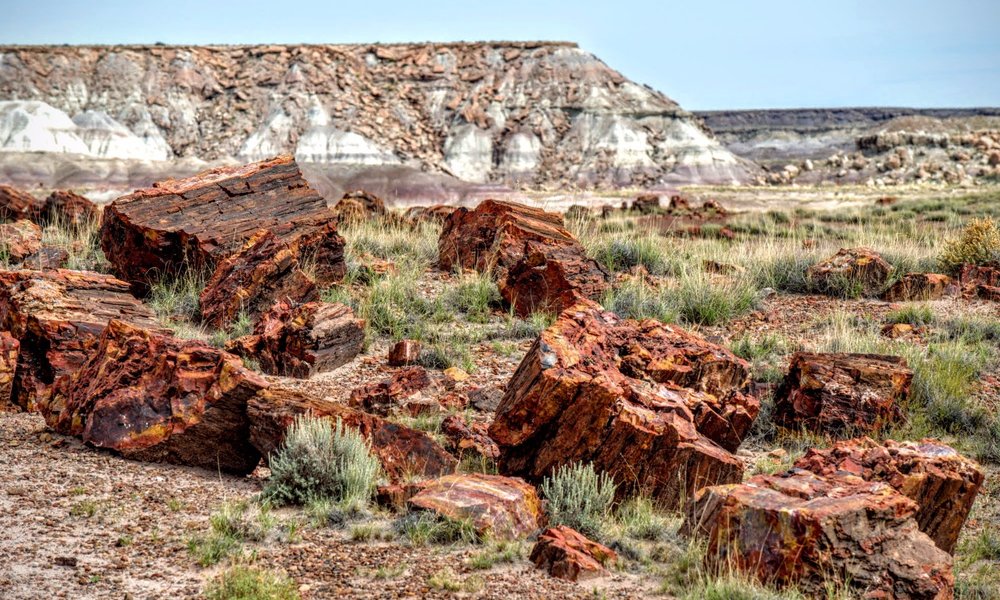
[1, 0, 998, 109]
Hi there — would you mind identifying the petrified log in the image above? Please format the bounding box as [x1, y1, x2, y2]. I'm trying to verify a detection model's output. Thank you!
[793, 437, 984, 553]
[22, 247, 70, 270]
[407, 473, 542, 540]
[959, 263, 1000, 300]
[227, 300, 364, 378]
[773, 352, 911, 436]
[489, 299, 755, 508]
[288, 220, 347, 287]
[348, 366, 435, 416]
[438, 200, 609, 315]
[0, 269, 164, 411]
[0, 220, 42, 262]
[40, 190, 99, 228]
[331, 189, 388, 224]
[388, 339, 421, 366]
[683, 471, 954, 599]
[441, 414, 499, 460]
[882, 273, 956, 301]
[199, 230, 319, 328]
[404, 205, 455, 226]
[631, 194, 660, 214]
[0, 332, 19, 410]
[246, 387, 456, 482]
[808, 247, 892, 297]
[45, 320, 268, 474]
[100, 155, 345, 293]
[0, 184, 43, 222]
[530, 526, 617, 582]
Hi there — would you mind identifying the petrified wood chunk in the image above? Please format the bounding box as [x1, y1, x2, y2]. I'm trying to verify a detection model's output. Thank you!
[40, 190, 99, 228]
[22, 247, 70, 270]
[489, 299, 755, 508]
[407, 473, 542, 540]
[331, 189, 388, 224]
[0, 220, 42, 262]
[404, 205, 455, 225]
[530, 526, 617, 581]
[631, 194, 660, 214]
[959, 263, 1000, 300]
[808, 247, 892, 297]
[0, 184, 43, 222]
[100, 155, 344, 292]
[0, 269, 163, 411]
[388, 339, 421, 366]
[0, 331, 19, 410]
[227, 300, 364, 378]
[247, 387, 456, 482]
[441, 414, 499, 460]
[438, 200, 609, 315]
[199, 230, 319, 328]
[683, 471, 954, 599]
[793, 437, 984, 553]
[45, 320, 268, 474]
[882, 272, 955, 301]
[348, 366, 434, 416]
[773, 352, 911, 436]
[288, 220, 347, 287]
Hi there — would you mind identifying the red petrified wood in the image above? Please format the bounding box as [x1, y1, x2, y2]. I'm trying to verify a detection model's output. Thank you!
[100, 155, 345, 293]
[882, 273, 956, 302]
[0, 184, 43, 222]
[808, 247, 892, 297]
[0, 220, 43, 262]
[530, 526, 617, 581]
[227, 300, 364, 378]
[246, 387, 456, 482]
[489, 299, 756, 508]
[441, 414, 500, 460]
[773, 352, 911, 436]
[793, 437, 984, 553]
[348, 366, 435, 416]
[958, 263, 1000, 301]
[388, 339, 421, 366]
[438, 200, 609, 316]
[40, 190, 99, 228]
[407, 473, 543, 540]
[0, 332, 19, 410]
[45, 320, 268, 474]
[0, 269, 164, 411]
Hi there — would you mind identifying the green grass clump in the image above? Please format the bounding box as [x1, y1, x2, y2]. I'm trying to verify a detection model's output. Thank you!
[886, 304, 935, 327]
[601, 279, 677, 323]
[540, 462, 617, 540]
[615, 496, 674, 542]
[446, 273, 501, 323]
[592, 237, 673, 275]
[671, 272, 758, 326]
[148, 270, 206, 324]
[395, 512, 480, 546]
[205, 565, 299, 600]
[188, 502, 274, 567]
[940, 217, 1000, 273]
[262, 416, 381, 509]
[359, 272, 441, 341]
[467, 541, 525, 570]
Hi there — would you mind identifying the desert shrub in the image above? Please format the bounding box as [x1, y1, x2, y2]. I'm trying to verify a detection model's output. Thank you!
[540, 462, 617, 540]
[886, 304, 935, 327]
[672, 273, 758, 326]
[749, 253, 814, 294]
[601, 279, 677, 323]
[940, 217, 1000, 273]
[615, 496, 674, 542]
[262, 416, 381, 508]
[592, 237, 673, 275]
[205, 565, 299, 600]
[149, 270, 205, 323]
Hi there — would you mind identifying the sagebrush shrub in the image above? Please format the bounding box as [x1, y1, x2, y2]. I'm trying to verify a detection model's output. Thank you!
[540, 462, 616, 539]
[262, 416, 381, 508]
[940, 217, 1000, 272]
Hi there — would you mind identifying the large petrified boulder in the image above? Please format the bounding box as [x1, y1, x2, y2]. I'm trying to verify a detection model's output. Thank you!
[773, 352, 911, 436]
[882, 273, 956, 302]
[199, 230, 319, 328]
[0, 332, 19, 410]
[530, 526, 617, 581]
[40, 190, 99, 228]
[0, 269, 164, 411]
[684, 470, 954, 599]
[227, 300, 364, 378]
[407, 473, 543, 540]
[246, 387, 456, 482]
[489, 299, 756, 507]
[793, 438, 984, 553]
[45, 320, 268, 474]
[0, 220, 43, 262]
[808, 247, 892, 297]
[438, 200, 609, 316]
[0, 184, 43, 222]
[347, 366, 436, 416]
[100, 155, 345, 293]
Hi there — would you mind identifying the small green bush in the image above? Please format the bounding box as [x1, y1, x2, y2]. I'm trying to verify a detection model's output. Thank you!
[672, 273, 758, 326]
[592, 237, 673, 275]
[940, 217, 1000, 273]
[205, 565, 299, 600]
[540, 462, 617, 539]
[601, 279, 678, 323]
[262, 416, 381, 508]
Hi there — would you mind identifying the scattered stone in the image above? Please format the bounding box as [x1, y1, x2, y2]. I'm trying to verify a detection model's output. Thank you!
[684, 470, 954, 598]
[22, 246, 70, 269]
[441, 414, 499, 460]
[348, 366, 435, 416]
[0, 332, 19, 410]
[531, 526, 617, 581]
[773, 352, 911, 436]
[40, 190, 99, 228]
[407, 473, 542, 540]
[876, 195, 898, 205]
[882, 273, 955, 301]
[443, 367, 470, 385]
[100, 155, 344, 293]
[247, 386, 457, 482]
[375, 482, 427, 512]
[387, 339, 421, 366]
[45, 320, 268, 474]
[490, 299, 755, 508]
[808, 247, 892, 297]
[331, 189, 388, 224]
[0, 184, 43, 222]
[0, 269, 163, 411]
[701, 260, 745, 276]
[793, 437, 984, 553]
[631, 194, 660, 214]
[0, 220, 42, 262]
[959, 263, 1000, 300]
[668, 195, 690, 211]
[199, 229, 319, 328]
[880, 322, 916, 339]
[227, 300, 365, 378]
[468, 386, 503, 412]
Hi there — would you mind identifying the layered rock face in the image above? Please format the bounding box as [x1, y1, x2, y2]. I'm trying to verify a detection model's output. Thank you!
[490, 299, 756, 507]
[0, 43, 754, 189]
[407, 473, 543, 540]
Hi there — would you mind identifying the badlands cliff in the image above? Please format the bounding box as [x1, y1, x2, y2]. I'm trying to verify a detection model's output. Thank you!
[0, 43, 755, 200]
